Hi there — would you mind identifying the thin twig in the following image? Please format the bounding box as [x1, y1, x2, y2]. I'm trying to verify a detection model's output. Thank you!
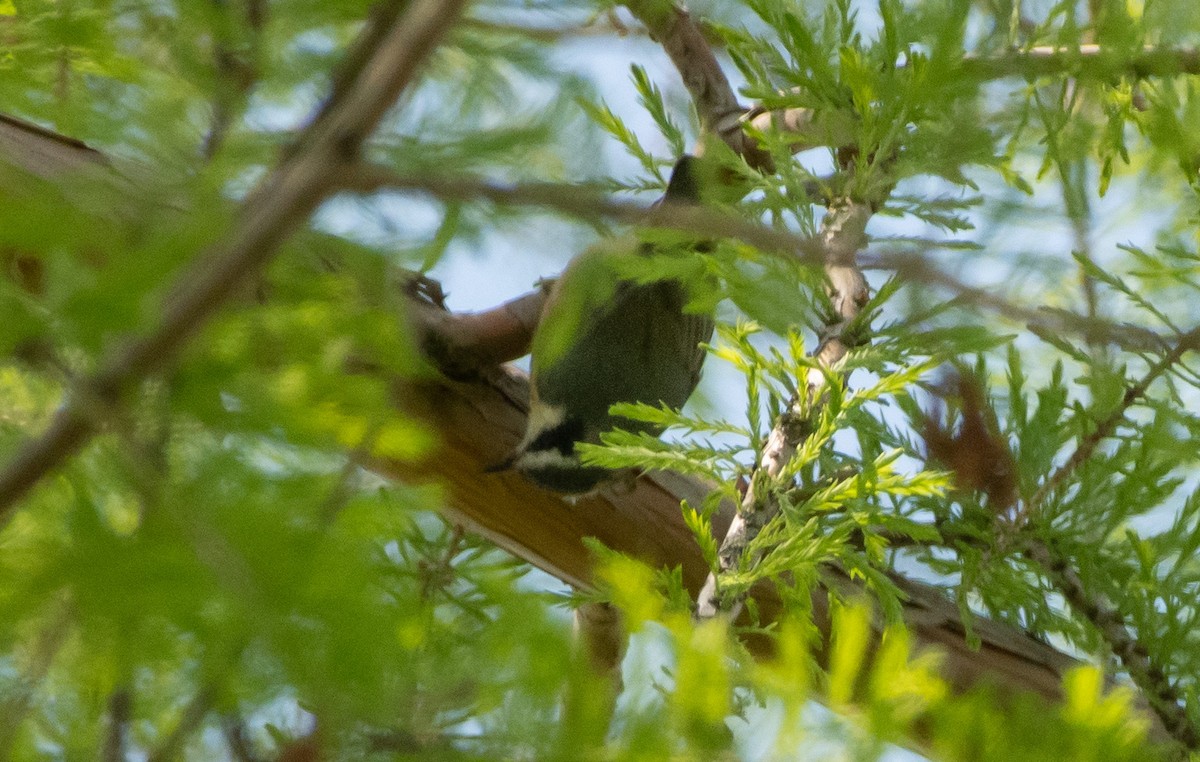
[0, 0, 470, 519]
[695, 199, 872, 619]
[1024, 539, 1200, 749]
[962, 44, 1200, 81]
[1014, 326, 1200, 527]
[459, 15, 650, 42]
[147, 685, 218, 762]
[352, 168, 1176, 355]
[103, 688, 132, 762]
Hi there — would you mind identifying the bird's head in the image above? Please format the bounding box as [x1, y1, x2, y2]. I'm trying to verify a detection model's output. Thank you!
[491, 400, 609, 495]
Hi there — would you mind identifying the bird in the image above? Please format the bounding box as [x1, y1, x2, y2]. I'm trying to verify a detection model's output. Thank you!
[497, 156, 716, 494]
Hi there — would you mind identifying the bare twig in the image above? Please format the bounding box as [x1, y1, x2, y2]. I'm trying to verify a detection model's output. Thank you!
[461, 16, 651, 42]
[0, 0, 470, 519]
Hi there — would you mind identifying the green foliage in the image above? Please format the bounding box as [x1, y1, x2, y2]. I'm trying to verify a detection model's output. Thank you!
[2, 0, 1200, 757]
[589, 557, 1154, 760]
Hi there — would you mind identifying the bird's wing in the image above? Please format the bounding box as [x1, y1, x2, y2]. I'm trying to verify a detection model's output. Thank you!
[681, 311, 715, 388]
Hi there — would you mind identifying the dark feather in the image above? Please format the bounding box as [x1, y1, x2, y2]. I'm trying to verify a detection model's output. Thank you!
[512, 155, 716, 492]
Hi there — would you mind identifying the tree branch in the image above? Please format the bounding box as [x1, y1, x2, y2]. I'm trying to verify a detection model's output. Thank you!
[369, 331, 1170, 743]
[1017, 327, 1200, 526]
[1010, 328, 1200, 749]
[962, 44, 1200, 81]
[695, 197, 872, 619]
[1024, 539, 1199, 749]
[147, 685, 218, 762]
[0, 16, 1188, 746]
[352, 168, 1174, 365]
[0, 0, 470, 520]
[0, 120, 1179, 755]
[103, 688, 132, 762]
[622, 0, 772, 168]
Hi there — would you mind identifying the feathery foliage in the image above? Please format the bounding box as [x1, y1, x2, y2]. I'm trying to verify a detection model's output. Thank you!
[1, 0, 1199, 758]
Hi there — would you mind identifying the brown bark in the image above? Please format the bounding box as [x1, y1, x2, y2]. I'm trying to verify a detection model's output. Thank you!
[373, 356, 1085, 700]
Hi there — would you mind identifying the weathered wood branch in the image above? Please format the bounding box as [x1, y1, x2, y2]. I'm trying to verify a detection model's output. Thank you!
[378, 299, 1139, 733]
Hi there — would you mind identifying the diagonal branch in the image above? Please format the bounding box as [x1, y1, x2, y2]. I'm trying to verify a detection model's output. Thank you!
[695, 197, 872, 619]
[1010, 328, 1200, 749]
[622, 0, 765, 164]
[146, 685, 218, 762]
[1024, 539, 1199, 749]
[0, 0, 470, 519]
[621, 0, 858, 163]
[1016, 326, 1200, 527]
